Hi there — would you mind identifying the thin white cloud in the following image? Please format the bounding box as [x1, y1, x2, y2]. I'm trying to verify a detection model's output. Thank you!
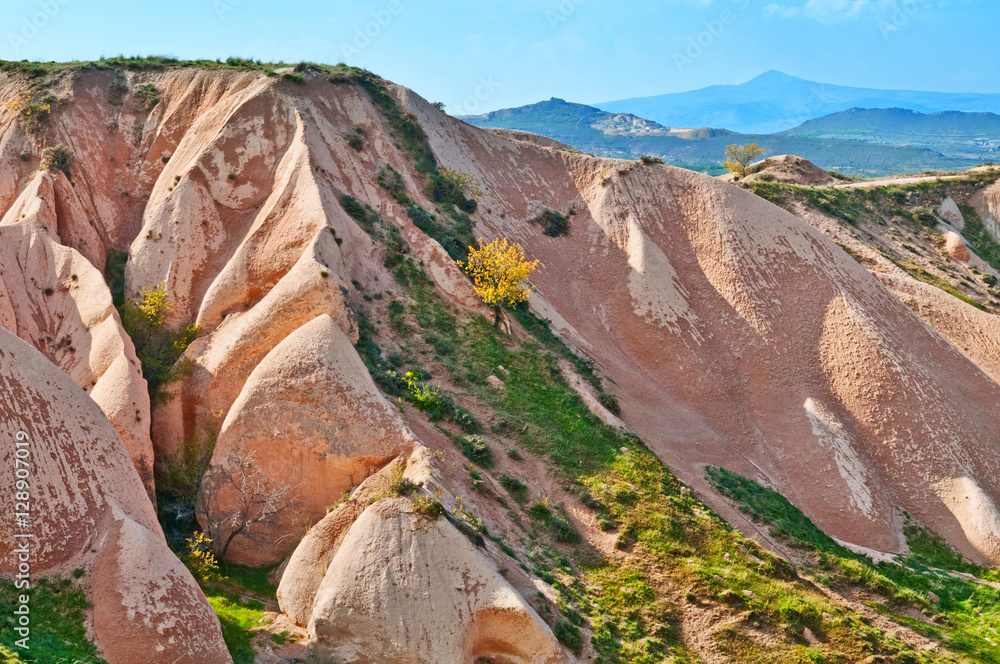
[804, 0, 873, 19]
[763, 0, 907, 22]
[764, 3, 800, 18]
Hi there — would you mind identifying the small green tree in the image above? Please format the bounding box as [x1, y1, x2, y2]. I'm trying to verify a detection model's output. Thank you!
[40, 144, 74, 176]
[723, 142, 766, 178]
[118, 284, 200, 402]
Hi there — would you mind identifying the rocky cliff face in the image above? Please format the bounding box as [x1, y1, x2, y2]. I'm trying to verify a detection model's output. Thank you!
[0, 329, 231, 663]
[4, 63, 1000, 662]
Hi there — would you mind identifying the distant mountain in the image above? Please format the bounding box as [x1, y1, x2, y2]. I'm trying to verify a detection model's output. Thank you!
[785, 107, 1000, 136]
[462, 97, 735, 142]
[782, 107, 1000, 161]
[596, 71, 1000, 134]
[460, 98, 980, 176]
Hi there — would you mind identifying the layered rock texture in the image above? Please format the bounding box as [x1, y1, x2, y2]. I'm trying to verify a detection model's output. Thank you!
[276, 452, 561, 664]
[0, 171, 153, 494]
[199, 313, 415, 565]
[6, 63, 1000, 660]
[0, 329, 231, 663]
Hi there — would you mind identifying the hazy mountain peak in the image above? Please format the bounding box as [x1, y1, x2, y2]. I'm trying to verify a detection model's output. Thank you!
[597, 71, 1000, 134]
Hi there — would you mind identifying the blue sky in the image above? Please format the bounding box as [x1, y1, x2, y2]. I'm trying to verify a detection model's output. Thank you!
[1, 0, 995, 113]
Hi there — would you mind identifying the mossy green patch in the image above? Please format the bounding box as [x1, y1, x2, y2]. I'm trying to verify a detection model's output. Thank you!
[707, 465, 1000, 663]
[0, 577, 104, 663]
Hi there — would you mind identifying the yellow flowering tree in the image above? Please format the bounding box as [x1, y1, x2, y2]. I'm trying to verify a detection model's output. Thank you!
[456, 237, 539, 327]
[723, 142, 766, 178]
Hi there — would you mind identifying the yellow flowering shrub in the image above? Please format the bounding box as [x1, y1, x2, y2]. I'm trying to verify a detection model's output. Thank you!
[5, 92, 52, 133]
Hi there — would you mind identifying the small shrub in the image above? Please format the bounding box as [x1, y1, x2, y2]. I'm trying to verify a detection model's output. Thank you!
[528, 502, 552, 520]
[5, 91, 53, 133]
[639, 155, 664, 165]
[183, 532, 226, 582]
[107, 73, 128, 105]
[424, 331, 454, 355]
[529, 209, 570, 237]
[40, 144, 74, 176]
[346, 132, 364, 151]
[549, 513, 581, 543]
[598, 392, 621, 416]
[398, 370, 481, 432]
[370, 467, 418, 503]
[500, 474, 528, 503]
[554, 620, 583, 653]
[134, 83, 160, 111]
[458, 435, 493, 467]
[340, 194, 379, 231]
[426, 167, 480, 212]
[118, 284, 201, 402]
[283, 72, 305, 85]
[468, 467, 485, 492]
[413, 495, 445, 519]
[983, 274, 997, 287]
[378, 165, 406, 201]
[451, 404, 482, 434]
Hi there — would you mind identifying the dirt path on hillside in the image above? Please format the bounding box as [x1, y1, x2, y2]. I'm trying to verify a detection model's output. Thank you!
[830, 173, 974, 189]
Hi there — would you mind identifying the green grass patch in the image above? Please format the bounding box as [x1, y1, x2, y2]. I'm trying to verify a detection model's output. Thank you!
[895, 259, 986, 311]
[959, 205, 1000, 273]
[0, 577, 104, 663]
[707, 466, 1000, 663]
[203, 589, 268, 664]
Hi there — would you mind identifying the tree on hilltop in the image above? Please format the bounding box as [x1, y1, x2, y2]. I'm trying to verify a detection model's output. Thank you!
[723, 142, 766, 178]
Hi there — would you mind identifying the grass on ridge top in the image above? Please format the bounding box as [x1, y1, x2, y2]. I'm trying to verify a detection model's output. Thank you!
[746, 175, 1000, 313]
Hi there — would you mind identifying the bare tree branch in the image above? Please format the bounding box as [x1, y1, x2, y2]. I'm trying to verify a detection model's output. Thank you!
[197, 445, 298, 559]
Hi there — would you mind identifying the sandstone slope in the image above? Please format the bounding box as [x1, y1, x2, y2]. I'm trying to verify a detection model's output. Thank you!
[9, 64, 1000, 662]
[199, 313, 415, 565]
[0, 328, 230, 663]
[0, 170, 153, 493]
[404, 88, 1000, 564]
